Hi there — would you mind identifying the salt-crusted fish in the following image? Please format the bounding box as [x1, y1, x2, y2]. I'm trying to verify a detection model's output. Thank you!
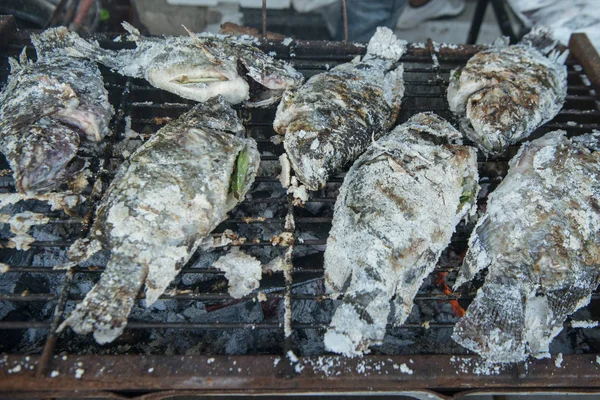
[63, 22, 304, 106]
[273, 27, 406, 190]
[447, 28, 568, 155]
[58, 97, 260, 344]
[323, 113, 479, 356]
[0, 27, 113, 195]
[453, 130, 600, 363]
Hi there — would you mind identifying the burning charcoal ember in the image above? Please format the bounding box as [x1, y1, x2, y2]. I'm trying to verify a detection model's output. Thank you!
[0, 28, 113, 195]
[273, 27, 406, 190]
[323, 113, 479, 356]
[58, 97, 260, 344]
[453, 130, 600, 363]
[60, 22, 303, 106]
[447, 27, 568, 155]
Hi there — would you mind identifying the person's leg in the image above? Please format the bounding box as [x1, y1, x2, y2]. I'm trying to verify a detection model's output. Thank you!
[335, 0, 408, 42]
[409, 0, 430, 7]
[396, 0, 466, 29]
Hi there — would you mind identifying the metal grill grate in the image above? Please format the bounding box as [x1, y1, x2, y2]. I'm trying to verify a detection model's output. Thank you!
[1, 30, 600, 397]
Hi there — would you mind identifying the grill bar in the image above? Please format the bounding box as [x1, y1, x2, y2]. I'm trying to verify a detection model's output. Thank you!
[0, 29, 599, 397]
[2, 354, 600, 394]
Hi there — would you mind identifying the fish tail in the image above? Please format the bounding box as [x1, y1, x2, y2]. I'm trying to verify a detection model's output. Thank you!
[453, 216, 492, 290]
[453, 282, 527, 363]
[324, 291, 391, 356]
[523, 273, 600, 355]
[33, 26, 122, 70]
[58, 256, 147, 344]
[31, 27, 96, 57]
[365, 27, 406, 62]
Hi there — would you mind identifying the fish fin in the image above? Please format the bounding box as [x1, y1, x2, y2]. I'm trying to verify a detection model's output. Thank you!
[7, 57, 22, 74]
[67, 237, 102, 264]
[143, 251, 191, 305]
[573, 131, 600, 152]
[121, 21, 142, 39]
[324, 236, 355, 295]
[392, 249, 439, 324]
[406, 112, 463, 142]
[383, 64, 405, 111]
[547, 48, 569, 66]
[7, 48, 29, 73]
[182, 25, 202, 45]
[365, 27, 406, 61]
[186, 96, 245, 133]
[58, 256, 147, 344]
[520, 26, 558, 54]
[452, 281, 527, 363]
[182, 25, 222, 64]
[454, 215, 492, 289]
[524, 272, 600, 355]
[245, 89, 285, 108]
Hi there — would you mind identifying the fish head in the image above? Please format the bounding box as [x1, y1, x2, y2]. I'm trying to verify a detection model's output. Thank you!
[2, 73, 79, 130]
[192, 34, 304, 106]
[237, 48, 304, 107]
[466, 84, 530, 155]
[11, 120, 84, 195]
[145, 49, 249, 104]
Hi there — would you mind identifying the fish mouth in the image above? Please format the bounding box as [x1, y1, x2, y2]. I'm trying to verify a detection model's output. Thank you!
[147, 65, 249, 104]
[13, 122, 84, 195]
[237, 61, 285, 107]
[170, 74, 229, 84]
[54, 108, 104, 142]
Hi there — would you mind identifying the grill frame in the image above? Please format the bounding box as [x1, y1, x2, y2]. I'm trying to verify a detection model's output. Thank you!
[1, 23, 600, 397]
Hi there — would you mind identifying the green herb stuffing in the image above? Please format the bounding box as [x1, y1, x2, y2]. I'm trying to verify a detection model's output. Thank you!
[231, 148, 250, 200]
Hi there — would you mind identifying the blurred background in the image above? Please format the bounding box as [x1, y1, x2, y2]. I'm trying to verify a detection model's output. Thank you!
[1, 0, 598, 48]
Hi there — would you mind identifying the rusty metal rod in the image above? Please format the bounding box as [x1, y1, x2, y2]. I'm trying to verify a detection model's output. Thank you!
[46, 0, 69, 27]
[70, 0, 95, 31]
[0, 291, 484, 303]
[35, 269, 73, 378]
[262, 0, 267, 40]
[342, 0, 348, 42]
[570, 33, 600, 93]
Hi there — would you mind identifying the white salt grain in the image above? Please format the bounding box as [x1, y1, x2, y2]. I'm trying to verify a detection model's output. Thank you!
[555, 353, 563, 368]
[571, 320, 599, 328]
[287, 350, 298, 363]
[399, 363, 413, 375]
[213, 249, 262, 298]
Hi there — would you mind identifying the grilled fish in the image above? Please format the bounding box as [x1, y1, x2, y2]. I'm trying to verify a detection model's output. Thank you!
[453, 130, 600, 363]
[59, 97, 260, 343]
[447, 28, 568, 155]
[62, 22, 304, 106]
[323, 113, 479, 356]
[273, 27, 406, 190]
[0, 27, 113, 195]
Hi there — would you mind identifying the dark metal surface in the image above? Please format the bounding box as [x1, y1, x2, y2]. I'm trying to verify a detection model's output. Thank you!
[466, 0, 489, 44]
[1, 354, 600, 397]
[467, 0, 526, 44]
[0, 31, 599, 398]
[0, 15, 17, 48]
